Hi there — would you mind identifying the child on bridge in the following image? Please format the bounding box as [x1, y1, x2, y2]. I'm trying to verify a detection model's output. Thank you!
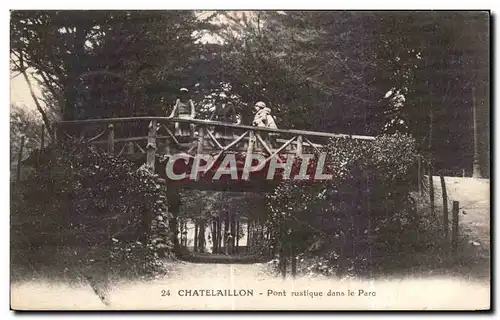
[169, 88, 196, 138]
[252, 101, 278, 148]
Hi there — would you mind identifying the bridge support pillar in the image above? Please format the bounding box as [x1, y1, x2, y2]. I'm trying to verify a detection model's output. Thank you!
[296, 135, 303, 157]
[147, 120, 157, 172]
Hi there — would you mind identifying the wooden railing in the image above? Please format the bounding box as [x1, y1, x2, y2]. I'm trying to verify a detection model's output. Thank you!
[57, 116, 376, 173]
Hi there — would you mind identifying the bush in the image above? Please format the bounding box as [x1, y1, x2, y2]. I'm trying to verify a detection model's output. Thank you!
[11, 138, 173, 281]
[265, 133, 419, 276]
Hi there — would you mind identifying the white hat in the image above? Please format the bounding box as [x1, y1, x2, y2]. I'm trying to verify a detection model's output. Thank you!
[180, 88, 189, 92]
[255, 101, 266, 108]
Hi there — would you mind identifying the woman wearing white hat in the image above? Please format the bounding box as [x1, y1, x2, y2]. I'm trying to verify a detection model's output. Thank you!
[252, 101, 268, 127]
[168, 88, 196, 138]
[252, 101, 278, 149]
[252, 101, 277, 129]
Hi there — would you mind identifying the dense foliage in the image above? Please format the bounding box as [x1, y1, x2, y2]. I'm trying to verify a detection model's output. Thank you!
[10, 10, 489, 176]
[10, 105, 43, 164]
[265, 133, 419, 276]
[11, 139, 172, 279]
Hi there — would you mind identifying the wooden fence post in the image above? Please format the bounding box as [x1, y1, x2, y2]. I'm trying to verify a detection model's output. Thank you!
[107, 124, 115, 154]
[440, 175, 449, 241]
[451, 201, 459, 258]
[236, 220, 240, 253]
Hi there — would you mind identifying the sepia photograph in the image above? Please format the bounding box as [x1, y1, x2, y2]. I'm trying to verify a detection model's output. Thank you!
[9, 9, 490, 310]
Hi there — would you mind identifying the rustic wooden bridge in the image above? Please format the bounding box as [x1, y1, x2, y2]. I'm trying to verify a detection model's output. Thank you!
[58, 117, 376, 191]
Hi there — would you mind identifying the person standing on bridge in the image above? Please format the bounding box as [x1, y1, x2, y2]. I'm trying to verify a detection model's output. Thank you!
[168, 88, 196, 138]
[252, 102, 278, 148]
[252, 102, 278, 129]
[263, 107, 277, 130]
[252, 101, 268, 127]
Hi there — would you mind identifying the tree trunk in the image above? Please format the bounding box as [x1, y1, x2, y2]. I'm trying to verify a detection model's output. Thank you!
[194, 220, 198, 252]
[236, 220, 240, 253]
[198, 220, 205, 253]
[183, 221, 188, 246]
[291, 239, 297, 278]
[224, 213, 230, 252]
[15, 53, 53, 135]
[166, 190, 180, 253]
[246, 221, 251, 252]
[230, 217, 236, 251]
[217, 218, 223, 253]
[260, 224, 265, 245]
[212, 218, 218, 253]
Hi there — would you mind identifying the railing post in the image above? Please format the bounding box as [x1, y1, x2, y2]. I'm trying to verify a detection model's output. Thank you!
[107, 124, 115, 155]
[147, 120, 157, 172]
[197, 125, 205, 155]
[243, 130, 255, 180]
[296, 135, 303, 157]
[127, 141, 134, 155]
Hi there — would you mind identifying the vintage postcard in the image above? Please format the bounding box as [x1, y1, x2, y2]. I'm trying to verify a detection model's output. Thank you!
[10, 10, 490, 310]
